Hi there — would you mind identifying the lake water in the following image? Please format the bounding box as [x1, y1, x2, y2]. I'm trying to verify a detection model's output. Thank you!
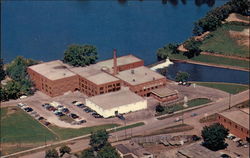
[166, 62, 249, 84]
[2, 0, 227, 64]
[4, 0, 247, 85]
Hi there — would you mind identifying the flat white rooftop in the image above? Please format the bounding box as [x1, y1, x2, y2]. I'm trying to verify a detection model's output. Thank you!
[96, 54, 142, 69]
[115, 66, 165, 85]
[29, 60, 76, 80]
[87, 89, 145, 110]
[69, 65, 120, 85]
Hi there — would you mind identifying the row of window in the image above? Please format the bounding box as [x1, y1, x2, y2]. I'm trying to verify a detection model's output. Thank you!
[219, 116, 248, 134]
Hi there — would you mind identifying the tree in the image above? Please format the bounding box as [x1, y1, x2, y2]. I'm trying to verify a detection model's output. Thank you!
[0, 59, 6, 81]
[89, 129, 109, 151]
[97, 143, 121, 158]
[183, 38, 202, 58]
[228, 0, 249, 15]
[6, 56, 38, 81]
[156, 43, 179, 61]
[63, 44, 98, 67]
[175, 71, 190, 82]
[4, 80, 22, 100]
[156, 104, 164, 113]
[45, 148, 59, 158]
[59, 145, 71, 157]
[80, 148, 95, 158]
[201, 123, 229, 151]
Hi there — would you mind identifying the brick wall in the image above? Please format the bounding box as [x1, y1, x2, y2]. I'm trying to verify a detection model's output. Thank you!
[217, 114, 249, 140]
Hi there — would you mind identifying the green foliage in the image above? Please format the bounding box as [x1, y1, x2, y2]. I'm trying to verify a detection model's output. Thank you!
[6, 56, 37, 81]
[63, 44, 98, 67]
[80, 148, 95, 158]
[156, 104, 164, 113]
[59, 145, 71, 157]
[0, 59, 6, 81]
[89, 129, 109, 151]
[183, 38, 202, 58]
[193, 0, 248, 34]
[156, 43, 179, 61]
[201, 123, 229, 151]
[45, 148, 59, 158]
[1, 56, 38, 101]
[97, 143, 121, 158]
[175, 71, 190, 82]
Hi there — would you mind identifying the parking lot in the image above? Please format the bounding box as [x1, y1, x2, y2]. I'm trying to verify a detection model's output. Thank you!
[14, 91, 126, 128]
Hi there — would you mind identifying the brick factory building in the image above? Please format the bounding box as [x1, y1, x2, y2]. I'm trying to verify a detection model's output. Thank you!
[28, 49, 171, 99]
[217, 108, 249, 141]
[27, 60, 79, 97]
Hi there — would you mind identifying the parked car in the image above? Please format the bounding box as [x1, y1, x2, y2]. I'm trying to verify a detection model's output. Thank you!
[190, 113, 198, 117]
[62, 108, 70, 114]
[77, 104, 86, 108]
[174, 117, 182, 122]
[17, 103, 25, 107]
[117, 114, 125, 120]
[38, 117, 44, 120]
[70, 113, 79, 119]
[24, 107, 33, 112]
[191, 135, 201, 141]
[84, 108, 93, 113]
[94, 114, 103, 118]
[72, 101, 78, 104]
[220, 154, 231, 158]
[44, 122, 51, 126]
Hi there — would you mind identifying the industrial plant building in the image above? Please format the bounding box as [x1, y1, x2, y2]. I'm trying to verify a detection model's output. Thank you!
[28, 50, 168, 98]
[86, 88, 147, 118]
[28, 50, 179, 117]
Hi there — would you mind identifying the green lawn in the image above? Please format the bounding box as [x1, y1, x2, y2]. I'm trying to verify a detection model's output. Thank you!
[0, 107, 57, 143]
[110, 122, 145, 133]
[157, 98, 212, 116]
[200, 23, 249, 58]
[49, 124, 119, 140]
[169, 53, 249, 69]
[195, 82, 249, 94]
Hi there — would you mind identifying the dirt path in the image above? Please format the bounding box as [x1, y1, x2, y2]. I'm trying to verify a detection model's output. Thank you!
[225, 13, 250, 24]
[201, 52, 249, 61]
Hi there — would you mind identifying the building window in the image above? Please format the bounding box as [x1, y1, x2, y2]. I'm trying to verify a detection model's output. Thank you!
[100, 87, 104, 90]
[224, 119, 226, 122]
[241, 128, 243, 132]
[116, 83, 120, 86]
[235, 125, 237, 129]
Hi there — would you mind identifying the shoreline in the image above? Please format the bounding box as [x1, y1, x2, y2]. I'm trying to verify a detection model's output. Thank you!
[170, 59, 249, 72]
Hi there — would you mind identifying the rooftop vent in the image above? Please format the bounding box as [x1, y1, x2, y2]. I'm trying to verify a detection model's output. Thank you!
[145, 73, 147, 75]
[153, 77, 155, 80]
[132, 79, 135, 82]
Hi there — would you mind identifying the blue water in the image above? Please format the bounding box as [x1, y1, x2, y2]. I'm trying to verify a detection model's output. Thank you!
[166, 62, 249, 84]
[2, 0, 227, 65]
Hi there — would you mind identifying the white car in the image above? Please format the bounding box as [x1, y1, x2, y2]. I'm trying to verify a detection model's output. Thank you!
[20, 95, 27, 99]
[17, 103, 25, 107]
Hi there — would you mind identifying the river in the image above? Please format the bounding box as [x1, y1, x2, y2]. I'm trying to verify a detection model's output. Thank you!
[2, 0, 227, 64]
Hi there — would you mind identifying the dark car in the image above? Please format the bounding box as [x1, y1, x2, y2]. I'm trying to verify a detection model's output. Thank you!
[84, 108, 93, 113]
[77, 104, 86, 108]
[79, 120, 87, 123]
[117, 115, 125, 120]
[70, 113, 79, 119]
[72, 101, 78, 104]
[24, 107, 33, 112]
[62, 108, 70, 114]
[191, 135, 201, 141]
[220, 154, 231, 158]
[55, 112, 64, 117]
[44, 122, 51, 126]
[38, 117, 44, 120]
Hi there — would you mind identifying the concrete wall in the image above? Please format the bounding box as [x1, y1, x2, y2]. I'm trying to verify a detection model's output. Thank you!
[86, 99, 147, 118]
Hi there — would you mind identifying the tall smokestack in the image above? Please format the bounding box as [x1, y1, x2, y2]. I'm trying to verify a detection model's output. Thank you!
[113, 49, 118, 75]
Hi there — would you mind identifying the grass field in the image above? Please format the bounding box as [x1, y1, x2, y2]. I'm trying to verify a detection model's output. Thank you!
[49, 124, 119, 140]
[200, 23, 249, 58]
[110, 122, 145, 133]
[169, 53, 249, 69]
[194, 82, 249, 94]
[0, 107, 57, 143]
[157, 98, 212, 116]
